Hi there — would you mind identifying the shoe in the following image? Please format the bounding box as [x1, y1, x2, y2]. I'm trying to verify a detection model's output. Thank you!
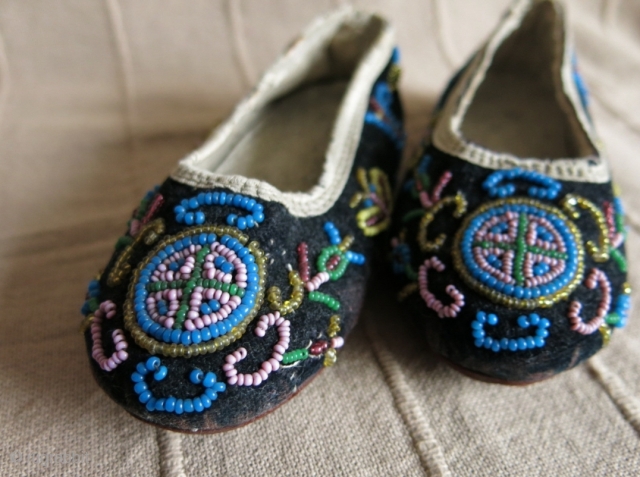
[80, 7, 403, 432]
[390, 0, 630, 384]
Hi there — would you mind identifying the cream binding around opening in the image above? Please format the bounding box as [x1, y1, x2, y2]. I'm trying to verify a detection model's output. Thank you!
[171, 7, 395, 217]
[432, 0, 610, 183]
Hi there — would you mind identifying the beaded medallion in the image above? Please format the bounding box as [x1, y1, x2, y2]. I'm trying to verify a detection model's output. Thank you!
[123, 225, 267, 358]
[453, 198, 585, 310]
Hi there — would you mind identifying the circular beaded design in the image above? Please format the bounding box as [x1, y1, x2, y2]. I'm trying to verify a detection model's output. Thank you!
[124, 225, 266, 357]
[453, 198, 584, 309]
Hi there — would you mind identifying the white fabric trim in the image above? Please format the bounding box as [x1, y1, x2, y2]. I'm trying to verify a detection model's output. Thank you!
[432, 0, 611, 183]
[170, 7, 395, 217]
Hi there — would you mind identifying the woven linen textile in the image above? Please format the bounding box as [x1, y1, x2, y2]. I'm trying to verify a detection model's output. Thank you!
[0, 1, 639, 476]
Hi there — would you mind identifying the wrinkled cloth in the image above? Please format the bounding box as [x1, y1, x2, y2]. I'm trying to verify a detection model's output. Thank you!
[1, 1, 639, 476]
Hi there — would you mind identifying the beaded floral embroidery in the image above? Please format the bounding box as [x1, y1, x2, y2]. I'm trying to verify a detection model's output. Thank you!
[85, 185, 366, 414]
[350, 167, 393, 236]
[394, 159, 630, 351]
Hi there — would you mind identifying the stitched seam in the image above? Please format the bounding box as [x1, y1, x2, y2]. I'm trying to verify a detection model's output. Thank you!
[366, 319, 451, 477]
[588, 356, 640, 435]
[157, 429, 187, 477]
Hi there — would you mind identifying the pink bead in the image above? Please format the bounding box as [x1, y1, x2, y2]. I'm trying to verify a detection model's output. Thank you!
[258, 369, 268, 381]
[184, 320, 195, 331]
[268, 358, 280, 371]
[164, 318, 174, 328]
[228, 375, 238, 385]
[273, 344, 286, 354]
[273, 352, 283, 361]
[194, 317, 204, 329]
[220, 292, 230, 305]
[262, 361, 272, 374]
[331, 336, 345, 349]
[222, 363, 235, 372]
[244, 374, 253, 386]
[117, 350, 128, 361]
[226, 354, 237, 364]
[252, 373, 262, 386]
[236, 374, 244, 386]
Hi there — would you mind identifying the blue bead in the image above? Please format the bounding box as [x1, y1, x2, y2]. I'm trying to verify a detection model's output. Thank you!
[154, 366, 168, 381]
[138, 390, 152, 404]
[526, 337, 536, 349]
[192, 330, 202, 344]
[253, 211, 266, 224]
[508, 340, 518, 352]
[201, 327, 212, 341]
[529, 313, 540, 325]
[227, 214, 237, 225]
[534, 336, 545, 348]
[181, 332, 192, 346]
[491, 341, 501, 353]
[536, 328, 549, 338]
[190, 369, 204, 384]
[197, 192, 206, 205]
[203, 372, 216, 388]
[200, 394, 212, 409]
[245, 215, 255, 228]
[219, 192, 227, 204]
[483, 337, 493, 348]
[165, 396, 176, 412]
[474, 338, 484, 348]
[500, 338, 509, 350]
[233, 195, 243, 206]
[134, 382, 148, 394]
[155, 398, 166, 411]
[517, 338, 527, 350]
[211, 192, 220, 204]
[204, 388, 218, 401]
[136, 362, 149, 375]
[471, 321, 482, 330]
[472, 329, 485, 339]
[171, 329, 181, 344]
[487, 314, 498, 326]
[195, 211, 205, 224]
[146, 397, 157, 412]
[131, 372, 144, 383]
[476, 311, 487, 323]
[174, 399, 184, 415]
[193, 397, 204, 413]
[184, 212, 194, 225]
[183, 399, 194, 413]
[205, 193, 213, 205]
[539, 318, 551, 329]
[213, 382, 226, 393]
[161, 329, 172, 343]
[225, 193, 234, 205]
[187, 197, 198, 209]
[200, 303, 212, 315]
[146, 357, 161, 372]
[517, 315, 530, 328]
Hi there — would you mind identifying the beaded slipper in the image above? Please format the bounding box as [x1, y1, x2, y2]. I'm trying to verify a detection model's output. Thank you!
[80, 7, 403, 432]
[391, 0, 630, 384]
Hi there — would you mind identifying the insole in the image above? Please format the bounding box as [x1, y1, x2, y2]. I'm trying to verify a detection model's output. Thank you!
[462, 71, 578, 159]
[216, 80, 349, 193]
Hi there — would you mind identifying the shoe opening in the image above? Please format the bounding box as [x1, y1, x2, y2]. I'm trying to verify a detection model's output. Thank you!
[460, 0, 596, 159]
[197, 12, 385, 193]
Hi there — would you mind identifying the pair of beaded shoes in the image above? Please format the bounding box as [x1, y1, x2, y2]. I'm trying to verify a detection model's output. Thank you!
[81, 0, 629, 433]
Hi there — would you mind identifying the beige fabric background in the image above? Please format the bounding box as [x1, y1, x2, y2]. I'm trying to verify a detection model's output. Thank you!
[0, 1, 639, 476]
